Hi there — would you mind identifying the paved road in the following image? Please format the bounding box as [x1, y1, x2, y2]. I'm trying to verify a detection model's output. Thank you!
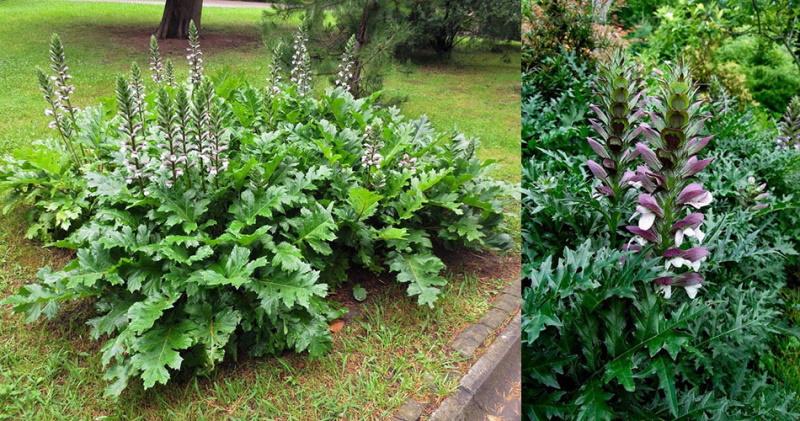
[464, 318, 521, 420]
[72, 0, 275, 8]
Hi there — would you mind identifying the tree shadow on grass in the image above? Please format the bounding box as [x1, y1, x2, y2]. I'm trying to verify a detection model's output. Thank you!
[59, 22, 264, 56]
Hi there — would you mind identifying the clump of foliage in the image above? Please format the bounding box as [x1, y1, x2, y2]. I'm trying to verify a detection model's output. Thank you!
[715, 36, 800, 113]
[629, 0, 800, 113]
[523, 241, 798, 419]
[638, 0, 753, 104]
[522, 0, 596, 76]
[521, 50, 594, 152]
[646, 0, 727, 61]
[1, 30, 511, 396]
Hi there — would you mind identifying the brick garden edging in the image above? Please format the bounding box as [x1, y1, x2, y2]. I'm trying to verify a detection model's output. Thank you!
[392, 279, 521, 421]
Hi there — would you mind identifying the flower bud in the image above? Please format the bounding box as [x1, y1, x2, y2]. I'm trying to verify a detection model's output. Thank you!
[586, 160, 608, 180]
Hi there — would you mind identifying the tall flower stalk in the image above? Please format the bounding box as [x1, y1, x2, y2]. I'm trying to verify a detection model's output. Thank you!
[155, 89, 186, 188]
[174, 88, 194, 183]
[115, 77, 149, 188]
[164, 59, 176, 87]
[149, 35, 165, 84]
[627, 63, 714, 299]
[191, 80, 219, 189]
[129, 62, 147, 130]
[586, 51, 647, 240]
[40, 34, 85, 165]
[38, 70, 80, 164]
[361, 124, 385, 188]
[290, 30, 312, 96]
[267, 42, 284, 96]
[776, 95, 800, 151]
[198, 80, 228, 182]
[48, 34, 78, 127]
[335, 35, 357, 93]
[187, 20, 204, 88]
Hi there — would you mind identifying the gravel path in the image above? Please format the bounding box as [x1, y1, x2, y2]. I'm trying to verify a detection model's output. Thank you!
[71, 0, 275, 8]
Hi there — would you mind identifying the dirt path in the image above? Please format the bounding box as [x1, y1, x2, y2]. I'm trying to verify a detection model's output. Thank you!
[71, 0, 275, 8]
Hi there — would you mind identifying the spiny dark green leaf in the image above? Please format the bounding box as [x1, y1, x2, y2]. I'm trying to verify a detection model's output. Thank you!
[131, 321, 194, 389]
[388, 252, 446, 307]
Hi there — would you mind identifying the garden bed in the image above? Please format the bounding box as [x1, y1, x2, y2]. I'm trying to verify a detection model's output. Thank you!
[0, 236, 519, 419]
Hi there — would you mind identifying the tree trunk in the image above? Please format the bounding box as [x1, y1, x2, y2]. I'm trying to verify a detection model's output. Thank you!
[156, 0, 203, 39]
[351, 0, 377, 98]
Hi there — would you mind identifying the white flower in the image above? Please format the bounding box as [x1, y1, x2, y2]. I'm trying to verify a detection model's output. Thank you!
[290, 31, 312, 96]
[658, 284, 673, 299]
[674, 226, 705, 246]
[665, 256, 705, 272]
[632, 205, 657, 230]
[686, 191, 713, 209]
[684, 283, 702, 299]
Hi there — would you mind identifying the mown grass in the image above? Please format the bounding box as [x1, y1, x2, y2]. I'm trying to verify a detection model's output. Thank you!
[384, 47, 521, 183]
[0, 0, 520, 419]
[0, 0, 520, 181]
[768, 287, 800, 395]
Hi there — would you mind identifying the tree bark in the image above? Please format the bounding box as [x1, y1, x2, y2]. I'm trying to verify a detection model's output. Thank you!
[156, 0, 203, 39]
[351, 0, 377, 97]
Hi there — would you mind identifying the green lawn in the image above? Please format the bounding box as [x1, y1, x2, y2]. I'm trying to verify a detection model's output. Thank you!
[0, 0, 520, 419]
[768, 288, 800, 396]
[0, 0, 520, 182]
[384, 48, 521, 182]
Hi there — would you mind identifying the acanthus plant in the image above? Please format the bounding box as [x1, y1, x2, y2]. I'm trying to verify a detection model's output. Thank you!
[0, 34, 92, 240]
[335, 35, 357, 94]
[360, 123, 385, 189]
[290, 29, 312, 96]
[628, 63, 714, 299]
[115, 76, 149, 188]
[149, 35, 164, 84]
[776, 95, 800, 151]
[129, 63, 147, 132]
[193, 78, 230, 181]
[148, 35, 176, 88]
[586, 54, 715, 299]
[740, 176, 771, 211]
[186, 20, 204, 87]
[1, 26, 511, 396]
[41, 33, 86, 166]
[153, 88, 187, 188]
[266, 42, 284, 96]
[164, 59, 176, 87]
[585, 51, 647, 240]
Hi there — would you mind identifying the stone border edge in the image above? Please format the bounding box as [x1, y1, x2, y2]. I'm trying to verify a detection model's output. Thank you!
[392, 279, 521, 421]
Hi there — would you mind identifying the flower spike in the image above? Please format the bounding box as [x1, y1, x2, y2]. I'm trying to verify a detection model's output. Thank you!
[777, 96, 800, 151]
[628, 62, 714, 299]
